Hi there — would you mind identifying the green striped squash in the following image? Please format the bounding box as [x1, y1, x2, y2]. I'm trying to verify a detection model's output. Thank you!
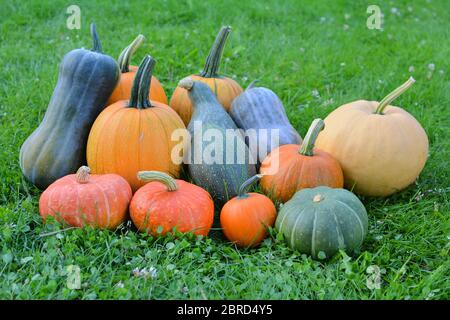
[276, 186, 368, 259]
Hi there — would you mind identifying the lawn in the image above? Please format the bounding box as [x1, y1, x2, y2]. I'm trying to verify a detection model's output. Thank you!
[0, 0, 449, 299]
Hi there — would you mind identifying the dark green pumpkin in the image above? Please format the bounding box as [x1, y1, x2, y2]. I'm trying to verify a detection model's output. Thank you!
[178, 77, 257, 205]
[276, 186, 368, 259]
[230, 81, 302, 163]
[19, 24, 119, 189]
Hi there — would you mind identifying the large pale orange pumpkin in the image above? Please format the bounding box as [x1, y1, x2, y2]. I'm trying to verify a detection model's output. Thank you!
[39, 166, 132, 229]
[87, 55, 186, 191]
[107, 35, 167, 105]
[220, 175, 276, 248]
[260, 119, 344, 203]
[315, 77, 429, 197]
[130, 171, 214, 237]
[170, 26, 243, 125]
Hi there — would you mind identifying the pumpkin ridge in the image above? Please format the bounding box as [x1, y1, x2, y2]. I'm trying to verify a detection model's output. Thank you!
[330, 209, 345, 249]
[310, 210, 319, 258]
[287, 206, 308, 248]
[334, 199, 365, 241]
[92, 178, 112, 227]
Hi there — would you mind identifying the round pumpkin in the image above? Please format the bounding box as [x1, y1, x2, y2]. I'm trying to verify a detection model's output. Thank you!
[276, 186, 368, 259]
[260, 119, 343, 203]
[220, 175, 276, 247]
[130, 171, 214, 236]
[87, 55, 187, 191]
[170, 26, 243, 125]
[107, 34, 167, 105]
[39, 166, 132, 229]
[315, 77, 429, 196]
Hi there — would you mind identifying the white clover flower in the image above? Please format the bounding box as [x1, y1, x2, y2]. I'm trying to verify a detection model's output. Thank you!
[428, 63, 435, 71]
[408, 66, 415, 73]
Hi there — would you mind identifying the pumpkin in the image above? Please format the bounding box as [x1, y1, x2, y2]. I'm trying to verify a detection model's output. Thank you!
[130, 171, 214, 236]
[230, 80, 302, 163]
[276, 186, 368, 259]
[260, 119, 343, 203]
[87, 55, 186, 191]
[39, 166, 132, 229]
[170, 26, 243, 125]
[178, 77, 256, 205]
[20, 23, 119, 189]
[220, 175, 276, 247]
[315, 77, 429, 196]
[107, 34, 167, 105]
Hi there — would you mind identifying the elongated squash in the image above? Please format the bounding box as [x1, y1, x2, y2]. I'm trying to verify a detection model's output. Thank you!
[20, 23, 119, 189]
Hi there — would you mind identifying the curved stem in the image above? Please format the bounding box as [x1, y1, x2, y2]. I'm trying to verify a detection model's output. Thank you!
[90, 23, 102, 53]
[137, 171, 178, 191]
[238, 174, 263, 198]
[375, 77, 415, 114]
[199, 26, 231, 78]
[299, 119, 325, 156]
[246, 79, 259, 90]
[129, 55, 155, 109]
[76, 166, 90, 184]
[118, 34, 145, 73]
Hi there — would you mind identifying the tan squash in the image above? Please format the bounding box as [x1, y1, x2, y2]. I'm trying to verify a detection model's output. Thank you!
[315, 78, 429, 197]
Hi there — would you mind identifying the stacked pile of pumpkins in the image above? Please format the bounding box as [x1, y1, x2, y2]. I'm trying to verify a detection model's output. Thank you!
[19, 24, 429, 260]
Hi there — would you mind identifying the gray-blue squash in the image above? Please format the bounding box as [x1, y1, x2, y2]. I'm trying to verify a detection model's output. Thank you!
[178, 77, 257, 205]
[230, 81, 302, 163]
[19, 23, 119, 189]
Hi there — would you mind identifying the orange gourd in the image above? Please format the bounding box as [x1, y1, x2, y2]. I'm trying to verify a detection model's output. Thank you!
[315, 78, 429, 196]
[39, 166, 132, 229]
[107, 35, 167, 105]
[170, 26, 243, 125]
[220, 175, 276, 248]
[260, 119, 344, 203]
[87, 55, 187, 191]
[130, 171, 214, 237]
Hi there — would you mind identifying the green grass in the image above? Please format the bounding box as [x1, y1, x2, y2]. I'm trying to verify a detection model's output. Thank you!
[0, 0, 449, 299]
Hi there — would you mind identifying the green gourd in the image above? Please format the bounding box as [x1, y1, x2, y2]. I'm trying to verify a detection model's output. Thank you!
[276, 186, 368, 259]
[178, 77, 257, 205]
[19, 23, 119, 189]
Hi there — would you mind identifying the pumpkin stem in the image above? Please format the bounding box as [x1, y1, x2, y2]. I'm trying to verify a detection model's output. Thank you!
[118, 34, 145, 73]
[76, 166, 91, 184]
[90, 23, 103, 53]
[313, 194, 324, 202]
[299, 119, 325, 156]
[178, 77, 194, 91]
[129, 55, 155, 109]
[237, 174, 263, 198]
[199, 26, 232, 78]
[246, 79, 259, 90]
[375, 77, 415, 114]
[137, 171, 178, 191]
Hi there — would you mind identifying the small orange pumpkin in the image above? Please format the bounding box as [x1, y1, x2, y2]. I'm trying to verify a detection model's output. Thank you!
[130, 171, 214, 237]
[87, 55, 187, 191]
[260, 119, 344, 203]
[220, 175, 276, 248]
[170, 26, 243, 125]
[39, 166, 132, 229]
[107, 35, 167, 105]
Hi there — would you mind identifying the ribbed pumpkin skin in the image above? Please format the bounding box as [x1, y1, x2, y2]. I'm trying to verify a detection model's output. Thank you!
[170, 75, 242, 125]
[315, 100, 429, 196]
[183, 80, 257, 205]
[86, 101, 186, 191]
[130, 179, 214, 236]
[276, 186, 368, 259]
[39, 172, 132, 229]
[260, 145, 344, 203]
[230, 87, 302, 162]
[107, 65, 168, 105]
[20, 49, 119, 189]
[220, 193, 276, 247]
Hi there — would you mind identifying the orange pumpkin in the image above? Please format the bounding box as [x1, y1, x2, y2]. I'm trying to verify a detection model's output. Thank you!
[107, 35, 167, 105]
[220, 175, 276, 248]
[170, 26, 243, 125]
[315, 77, 429, 196]
[87, 55, 187, 191]
[130, 171, 214, 237]
[39, 166, 132, 229]
[260, 119, 344, 203]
